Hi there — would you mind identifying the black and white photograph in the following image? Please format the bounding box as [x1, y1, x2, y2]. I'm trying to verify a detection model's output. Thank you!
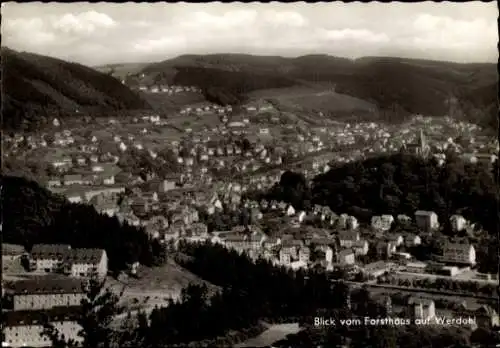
[1, 2, 499, 348]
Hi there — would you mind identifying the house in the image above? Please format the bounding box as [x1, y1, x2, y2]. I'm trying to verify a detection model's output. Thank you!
[338, 231, 360, 248]
[286, 205, 296, 216]
[30, 244, 72, 273]
[337, 214, 349, 229]
[386, 234, 404, 247]
[415, 210, 439, 232]
[298, 247, 311, 263]
[408, 297, 436, 321]
[297, 211, 307, 223]
[397, 214, 412, 224]
[450, 215, 467, 232]
[63, 249, 108, 280]
[337, 249, 355, 265]
[405, 262, 427, 273]
[279, 240, 303, 264]
[439, 242, 476, 266]
[371, 215, 394, 231]
[63, 174, 85, 186]
[2, 277, 85, 311]
[404, 234, 421, 247]
[363, 261, 395, 278]
[3, 308, 83, 348]
[352, 240, 369, 256]
[346, 216, 359, 230]
[190, 223, 208, 237]
[470, 305, 499, 329]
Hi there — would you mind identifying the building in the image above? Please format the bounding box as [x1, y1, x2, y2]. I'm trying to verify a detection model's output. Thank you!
[439, 242, 476, 266]
[414, 210, 439, 232]
[371, 215, 394, 231]
[346, 216, 359, 230]
[408, 297, 435, 321]
[338, 231, 360, 248]
[405, 262, 427, 273]
[3, 277, 85, 311]
[352, 240, 369, 256]
[402, 130, 430, 158]
[337, 249, 355, 265]
[30, 245, 108, 279]
[363, 261, 395, 278]
[450, 215, 467, 232]
[30, 244, 72, 273]
[3, 307, 83, 348]
[63, 249, 108, 279]
[298, 247, 311, 263]
[404, 234, 422, 247]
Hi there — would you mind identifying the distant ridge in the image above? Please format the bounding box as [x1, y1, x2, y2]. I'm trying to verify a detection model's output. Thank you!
[2, 47, 152, 130]
[131, 53, 497, 128]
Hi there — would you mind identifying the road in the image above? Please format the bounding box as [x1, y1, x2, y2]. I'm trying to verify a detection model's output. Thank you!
[339, 280, 497, 301]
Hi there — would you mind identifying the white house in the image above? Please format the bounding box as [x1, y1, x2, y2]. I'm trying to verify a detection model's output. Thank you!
[286, 205, 296, 216]
[415, 210, 439, 232]
[439, 243, 476, 266]
[450, 215, 467, 232]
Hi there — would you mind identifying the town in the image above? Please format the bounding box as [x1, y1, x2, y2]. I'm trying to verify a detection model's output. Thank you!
[2, 91, 499, 347]
[2, 1, 499, 347]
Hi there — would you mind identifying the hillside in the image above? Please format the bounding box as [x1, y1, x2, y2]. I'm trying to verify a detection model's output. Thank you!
[1, 175, 161, 272]
[2, 48, 152, 130]
[138, 54, 497, 127]
[93, 62, 150, 79]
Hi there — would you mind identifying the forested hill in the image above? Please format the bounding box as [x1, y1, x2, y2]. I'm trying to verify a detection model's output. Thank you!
[1, 175, 164, 273]
[138, 54, 497, 128]
[2, 48, 152, 131]
[264, 154, 499, 236]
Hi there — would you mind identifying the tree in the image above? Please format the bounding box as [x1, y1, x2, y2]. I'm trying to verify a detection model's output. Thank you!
[42, 279, 124, 348]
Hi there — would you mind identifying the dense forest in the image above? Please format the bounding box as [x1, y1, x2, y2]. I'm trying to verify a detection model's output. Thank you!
[1, 175, 165, 272]
[173, 66, 297, 106]
[2, 47, 151, 130]
[140, 54, 498, 129]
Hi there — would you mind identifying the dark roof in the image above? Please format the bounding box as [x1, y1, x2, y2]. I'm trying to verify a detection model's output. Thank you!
[31, 245, 105, 264]
[2, 243, 26, 256]
[64, 248, 105, 264]
[4, 306, 82, 326]
[4, 277, 85, 295]
[31, 244, 71, 257]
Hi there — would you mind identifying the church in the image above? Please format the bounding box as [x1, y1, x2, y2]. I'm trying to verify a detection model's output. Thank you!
[400, 130, 431, 158]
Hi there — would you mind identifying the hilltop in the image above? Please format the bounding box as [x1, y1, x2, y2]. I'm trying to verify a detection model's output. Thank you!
[134, 53, 497, 128]
[2, 48, 152, 131]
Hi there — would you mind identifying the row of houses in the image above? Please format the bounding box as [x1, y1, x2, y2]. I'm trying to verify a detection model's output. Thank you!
[2, 277, 86, 348]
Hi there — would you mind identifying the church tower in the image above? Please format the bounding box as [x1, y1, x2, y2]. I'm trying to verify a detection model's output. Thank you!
[417, 129, 429, 158]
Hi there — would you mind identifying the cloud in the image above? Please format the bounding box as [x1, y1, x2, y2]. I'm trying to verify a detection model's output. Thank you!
[1, 3, 497, 65]
[411, 14, 497, 50]
[176, 10, 258, 31]
[263, 10, 308, 27]
[320, 28, 390, 43]
[51, 11, 116, 36]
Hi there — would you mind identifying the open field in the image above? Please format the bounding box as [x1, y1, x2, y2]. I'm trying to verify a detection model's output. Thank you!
[235, 323, 301, 348]
[143, 92, 206, 114]
[248, 86, 377, 115]
[107, 258, 220, 313]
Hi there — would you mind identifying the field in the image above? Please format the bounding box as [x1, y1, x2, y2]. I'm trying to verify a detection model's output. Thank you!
[248, 86, 377, 116]
[107, 258, 220, 313]
[235, 323, 301, 348]
[143, 92, 206, 114]
[93, 63, 150, 79]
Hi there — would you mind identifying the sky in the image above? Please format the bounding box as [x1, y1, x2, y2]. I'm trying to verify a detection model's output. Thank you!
[2, 2, 498, 66]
